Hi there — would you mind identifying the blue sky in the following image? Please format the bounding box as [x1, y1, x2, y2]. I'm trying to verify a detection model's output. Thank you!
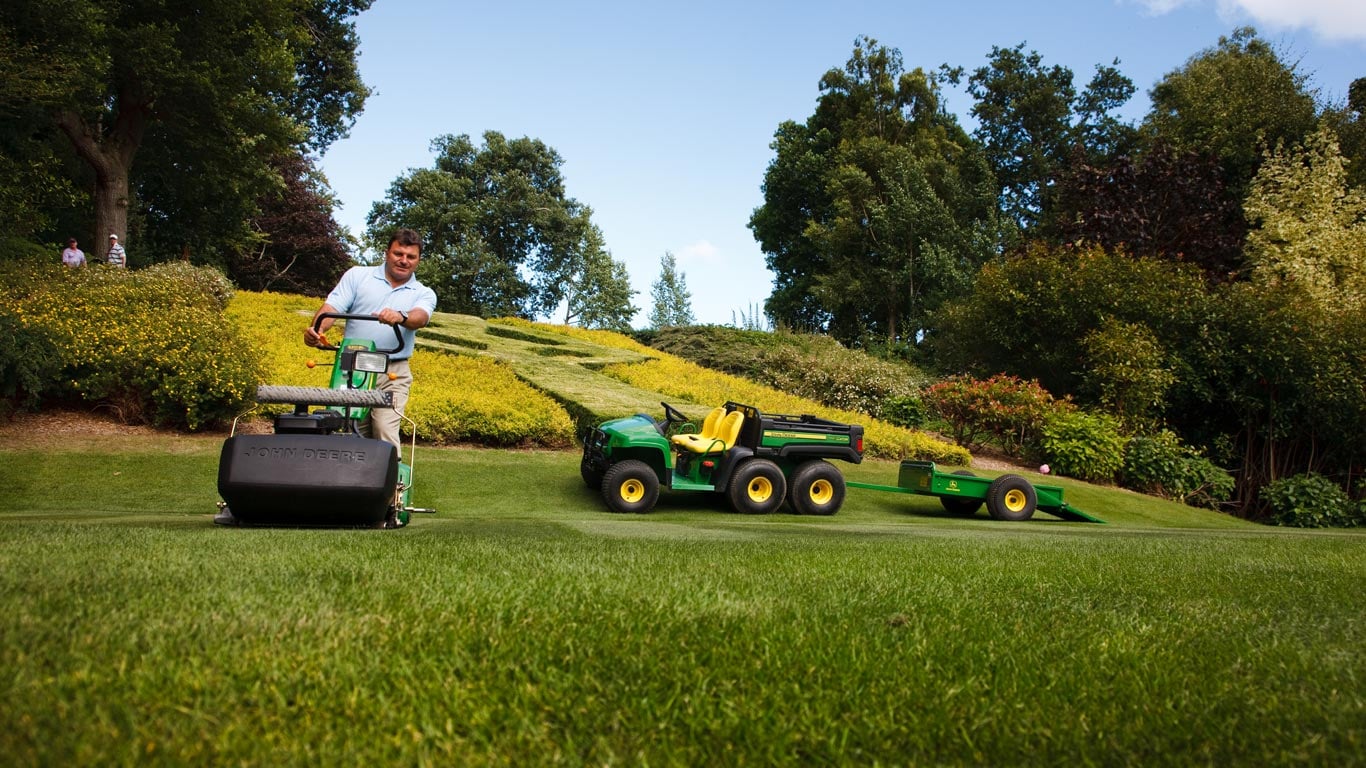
[318, 0, 1364, 326]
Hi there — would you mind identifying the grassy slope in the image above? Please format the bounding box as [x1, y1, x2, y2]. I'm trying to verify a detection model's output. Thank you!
[1, 435, 1361, 765]
[418, 313, 700, 423]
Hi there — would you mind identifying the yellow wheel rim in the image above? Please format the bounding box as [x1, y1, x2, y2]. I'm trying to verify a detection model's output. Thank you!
[1004, 489, 1028, 512]
[809, 479, 833, 505]
[620, 479, 645, 504]
[747, 476, 773, 503]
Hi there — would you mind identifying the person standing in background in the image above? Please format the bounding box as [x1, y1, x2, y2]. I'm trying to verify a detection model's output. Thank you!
[61, 238, 86, 267]
[106, 234, 126, 267]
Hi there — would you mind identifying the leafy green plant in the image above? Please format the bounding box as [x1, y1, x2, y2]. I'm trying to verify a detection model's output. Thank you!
[1081, 318, 1176, 434]
[880, 393, 927, 428]
[1122, 430, 1234, 508]
[1039, 409, 1127, 482]
[1261, 473, 1363, 528]
[0, 314, 62, 415]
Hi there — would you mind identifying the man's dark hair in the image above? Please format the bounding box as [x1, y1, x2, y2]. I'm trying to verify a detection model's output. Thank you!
[388, 228, 422, 254]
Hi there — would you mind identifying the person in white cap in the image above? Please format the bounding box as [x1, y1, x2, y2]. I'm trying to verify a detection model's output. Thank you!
[107, 234, 126, 267]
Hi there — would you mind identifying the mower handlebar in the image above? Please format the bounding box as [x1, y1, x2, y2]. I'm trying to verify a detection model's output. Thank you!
[311, 312, 405, 354]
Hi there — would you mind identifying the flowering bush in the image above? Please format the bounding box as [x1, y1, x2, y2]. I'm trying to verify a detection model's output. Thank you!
[603, 356, 969, 463]
[0, 261, 260, 429]
[924, 374, 1066, 454]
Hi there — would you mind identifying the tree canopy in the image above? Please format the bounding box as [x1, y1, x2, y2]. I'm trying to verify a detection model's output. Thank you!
[751, 36, 1002, 345]
[366, 131, 611, 320]
[0, 0, 371, 263]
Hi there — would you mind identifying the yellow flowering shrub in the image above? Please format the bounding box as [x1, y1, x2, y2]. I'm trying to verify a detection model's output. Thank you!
[490, 317, 660, 356]
[407, 352, 575, 447]
[603, 357, 970, 463]
[0, 262, 261, 429]
[229, 291, 575, 447]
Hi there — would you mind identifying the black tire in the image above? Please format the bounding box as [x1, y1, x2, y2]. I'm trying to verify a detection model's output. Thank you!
[727, 459, 787, 514]
[580, 456, 603, 489]
[941, 470, 984, 516]
[986, 474, 1037, 521]
[788, 461, 846, 516]
[601, 460, 660, 514]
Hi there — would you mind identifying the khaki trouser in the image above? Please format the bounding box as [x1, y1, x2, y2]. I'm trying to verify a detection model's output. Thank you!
[362, 358, 411, 451]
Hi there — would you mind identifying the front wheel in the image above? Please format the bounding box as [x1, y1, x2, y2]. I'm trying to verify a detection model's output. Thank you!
[727, 459, 787, 514]
[787, 461, 846, 516]
[986, 474, 1037, 521]
[601, 460, 660, 514]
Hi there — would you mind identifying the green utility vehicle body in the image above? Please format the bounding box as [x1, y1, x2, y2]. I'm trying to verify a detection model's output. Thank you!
[848, 460, 1104, 523]
[581, 401, 864, 515]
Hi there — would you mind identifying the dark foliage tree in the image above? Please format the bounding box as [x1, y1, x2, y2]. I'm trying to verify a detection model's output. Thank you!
[227, 153, 353, 296]
[1050, 142, 1246, 279]
[367, 131, 602, 319]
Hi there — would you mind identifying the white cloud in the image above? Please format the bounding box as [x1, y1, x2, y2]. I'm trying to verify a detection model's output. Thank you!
[1220, 0, 1366, 43]
[1130, 0, 1195, 15]
[1129, 0, 1366, 43]
[675, 240, 722, 268]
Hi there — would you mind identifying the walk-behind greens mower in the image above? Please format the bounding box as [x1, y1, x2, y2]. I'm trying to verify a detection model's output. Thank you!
[215, 313, 433, 529]
[581, 401, 864, 515]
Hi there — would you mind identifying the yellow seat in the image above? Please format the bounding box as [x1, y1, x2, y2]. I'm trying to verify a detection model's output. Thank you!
[677, 410, 744, 454]
[670, 407, 725, 450]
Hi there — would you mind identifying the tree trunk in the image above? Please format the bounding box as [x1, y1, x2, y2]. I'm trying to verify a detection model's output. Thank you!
[53, 88, 147, 262]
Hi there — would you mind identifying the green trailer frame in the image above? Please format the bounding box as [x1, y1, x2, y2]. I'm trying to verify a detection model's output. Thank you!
[848, 460, 1104, 523]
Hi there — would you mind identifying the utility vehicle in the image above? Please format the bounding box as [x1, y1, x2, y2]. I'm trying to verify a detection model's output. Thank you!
[581, 401, 863, 515]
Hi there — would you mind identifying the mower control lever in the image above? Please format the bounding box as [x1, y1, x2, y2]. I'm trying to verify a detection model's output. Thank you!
[311, 312, 405, 354]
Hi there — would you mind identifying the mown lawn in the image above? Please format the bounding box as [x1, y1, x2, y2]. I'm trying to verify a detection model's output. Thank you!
[0, 433, 1361, 765]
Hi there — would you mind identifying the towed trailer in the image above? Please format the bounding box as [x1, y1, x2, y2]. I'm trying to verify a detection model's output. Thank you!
[848, 460, 1104, 523]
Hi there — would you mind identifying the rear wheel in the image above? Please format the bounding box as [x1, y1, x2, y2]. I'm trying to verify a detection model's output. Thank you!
[788, 461, 846, 516]
[941, 470, 984, 516]
[986, 474, 1037, 521]
[601, 460, 660, 514]
[727, 459, 787, 514]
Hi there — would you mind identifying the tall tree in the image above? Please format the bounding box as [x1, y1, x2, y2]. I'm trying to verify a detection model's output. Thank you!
[648, 251, 695, 328]
[564, 225, 637, 331]
[367, 131, 601, 319]
[1143, 27, 1318, 201]
[751, 36, 1002, 344]
[959, 43, 1137, 229]
[0, 0, 371, 262]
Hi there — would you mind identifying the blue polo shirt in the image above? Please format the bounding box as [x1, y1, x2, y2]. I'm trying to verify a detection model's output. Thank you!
[325, 265, 438, 360]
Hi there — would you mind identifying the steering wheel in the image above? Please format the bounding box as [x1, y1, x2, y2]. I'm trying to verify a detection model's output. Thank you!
[660, 402, 688, 433]
[311, 312, 405, 353]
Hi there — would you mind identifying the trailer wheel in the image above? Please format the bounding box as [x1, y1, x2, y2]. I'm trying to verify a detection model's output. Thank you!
[986, 474, 1037, 521]
[602, 460, 660, 514]
[788, 461, 846, 516]
[941, 470, 984, 516]
[728, 459, 787, 514]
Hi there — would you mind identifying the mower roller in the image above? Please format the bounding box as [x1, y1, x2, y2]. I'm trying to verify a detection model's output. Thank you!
[215, 313, 433, 529]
